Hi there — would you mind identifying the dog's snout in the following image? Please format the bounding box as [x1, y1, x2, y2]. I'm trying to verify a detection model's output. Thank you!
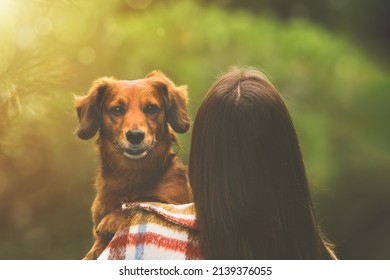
[126, 130, 145, 145]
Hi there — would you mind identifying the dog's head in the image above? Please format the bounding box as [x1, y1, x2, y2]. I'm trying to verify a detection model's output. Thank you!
[75, 71, 190, 160]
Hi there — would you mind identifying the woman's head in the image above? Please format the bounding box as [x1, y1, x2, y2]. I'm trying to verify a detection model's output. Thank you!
[189, 67, 334, 259]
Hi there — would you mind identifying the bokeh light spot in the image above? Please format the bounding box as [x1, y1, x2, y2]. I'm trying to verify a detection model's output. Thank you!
[78, 46, 96, 65]
[15, 25, 36, 48]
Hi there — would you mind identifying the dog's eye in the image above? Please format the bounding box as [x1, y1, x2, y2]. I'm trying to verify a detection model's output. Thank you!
[110, 106, 125, 116]
[144, 104, 159, 115]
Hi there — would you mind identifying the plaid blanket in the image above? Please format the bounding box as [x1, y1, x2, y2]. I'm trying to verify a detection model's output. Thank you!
[98, 202, 202, 260]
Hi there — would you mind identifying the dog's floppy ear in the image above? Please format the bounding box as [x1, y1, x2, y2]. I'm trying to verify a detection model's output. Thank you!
[147, 71, 190, 134]
[75, 78, 114, 140]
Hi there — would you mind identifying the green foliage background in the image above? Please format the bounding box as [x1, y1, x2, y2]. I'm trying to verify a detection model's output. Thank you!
[0, 0, 389, 259]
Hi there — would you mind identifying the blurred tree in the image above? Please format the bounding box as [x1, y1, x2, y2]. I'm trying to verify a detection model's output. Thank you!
[0, 1, 67, 147]
[197, 0, 390, 68]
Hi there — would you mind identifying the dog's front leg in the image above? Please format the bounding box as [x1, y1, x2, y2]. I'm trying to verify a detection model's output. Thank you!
[95, 210, 129, 237]
[83, 210, 127, 260]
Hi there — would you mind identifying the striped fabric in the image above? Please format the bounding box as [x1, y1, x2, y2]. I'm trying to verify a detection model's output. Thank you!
[98, 202, 203, 260]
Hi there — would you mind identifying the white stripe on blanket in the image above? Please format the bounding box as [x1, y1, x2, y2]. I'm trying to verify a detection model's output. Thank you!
[126, 244, 187, 260]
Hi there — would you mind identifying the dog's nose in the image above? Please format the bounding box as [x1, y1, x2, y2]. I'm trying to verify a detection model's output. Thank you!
[126, 130, 145, 145]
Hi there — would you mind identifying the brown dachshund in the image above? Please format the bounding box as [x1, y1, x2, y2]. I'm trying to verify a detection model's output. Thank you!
[75, 71, 193, 260]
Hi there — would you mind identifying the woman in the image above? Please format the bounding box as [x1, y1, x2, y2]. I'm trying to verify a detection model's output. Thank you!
[97, 67, 336, 260]
[189, 67, 335, 259]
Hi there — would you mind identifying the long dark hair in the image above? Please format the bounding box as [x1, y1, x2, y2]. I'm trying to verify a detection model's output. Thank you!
[189, 68, 335, 259]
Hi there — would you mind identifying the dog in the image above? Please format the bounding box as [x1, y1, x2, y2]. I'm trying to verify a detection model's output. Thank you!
[75, 71, 193, 260]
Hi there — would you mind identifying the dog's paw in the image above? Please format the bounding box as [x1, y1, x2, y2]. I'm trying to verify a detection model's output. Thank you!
[96, 211, 128, 237]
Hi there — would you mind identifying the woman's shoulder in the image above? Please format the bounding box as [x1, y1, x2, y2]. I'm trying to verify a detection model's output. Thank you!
[122, 202, 197, 230]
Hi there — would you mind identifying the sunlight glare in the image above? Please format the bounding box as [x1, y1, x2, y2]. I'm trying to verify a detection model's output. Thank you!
[0, 0, 19, 24]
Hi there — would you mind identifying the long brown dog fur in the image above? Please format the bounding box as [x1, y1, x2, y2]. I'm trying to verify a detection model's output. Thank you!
[75, 71, 193, 260]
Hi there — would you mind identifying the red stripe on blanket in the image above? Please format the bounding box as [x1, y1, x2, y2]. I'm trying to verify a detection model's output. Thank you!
[107, 231, 202, 259]
[156, 214, 196, 229]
